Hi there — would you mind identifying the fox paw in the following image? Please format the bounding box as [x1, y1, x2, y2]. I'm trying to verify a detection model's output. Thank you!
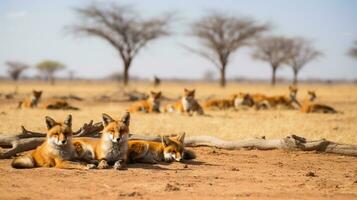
[113, 161, 127, 170]
[86, 164, 97, 170]
[98, 160, 110, 169]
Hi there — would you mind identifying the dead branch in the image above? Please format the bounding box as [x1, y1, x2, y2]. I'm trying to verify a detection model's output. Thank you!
[129, 134, 357, 157]
[1, 127, 357, 159]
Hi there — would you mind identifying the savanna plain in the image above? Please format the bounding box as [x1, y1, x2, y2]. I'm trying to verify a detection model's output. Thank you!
[0, 81, 356, 200]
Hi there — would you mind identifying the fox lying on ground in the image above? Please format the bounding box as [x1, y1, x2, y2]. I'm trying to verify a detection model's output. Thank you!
[298, 91, 338, 114]
[18, 90, 43, 109]
[12, 115, 95, 170]
[73, 112, 130, 170]
[18, 90, 79, 110]
[164, 88, 204, 115]
[128, 91, 161, 113]
[203, 94, 237, 110]
[235, 86, 299, 110]
[127, 132, 196, 164]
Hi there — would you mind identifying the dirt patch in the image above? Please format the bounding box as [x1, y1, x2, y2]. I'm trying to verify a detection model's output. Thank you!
[0, 148, 356, 200]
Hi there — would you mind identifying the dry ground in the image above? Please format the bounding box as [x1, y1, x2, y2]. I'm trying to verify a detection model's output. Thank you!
[0, 81, 357, 199]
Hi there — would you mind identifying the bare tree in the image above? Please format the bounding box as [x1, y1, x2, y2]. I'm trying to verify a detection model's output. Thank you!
[187, 13, 269, 87]
[348, 40, 357, 59]
[287, 38, 322, 85]
[252, 36, 294, 85]
[36, 60, 65, 85]
[68, 3, 172, 85]
[5, 61, 29, 93]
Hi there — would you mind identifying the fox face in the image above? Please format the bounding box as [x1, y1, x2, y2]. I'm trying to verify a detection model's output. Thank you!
[46, 115, 73, 146]
[308, 91, 316, 101]
[149, 91, 162, 111]
[183, 88, 195, 101]
[102, 112, 130, 143]
[235, 93, 254, 107]
[162, 133, 185, 162]
[32, 90, 43, 100]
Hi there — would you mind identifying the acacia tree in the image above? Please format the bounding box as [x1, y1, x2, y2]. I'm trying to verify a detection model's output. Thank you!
[287, 38, 322, 85]
[188, 13, 269, 87]
[348, 40, 357, 59]
[36, 60, 65, 85]
[69, 3, 171, 85]
[5, 61, 29, 93]
[252, 36, 294, 85]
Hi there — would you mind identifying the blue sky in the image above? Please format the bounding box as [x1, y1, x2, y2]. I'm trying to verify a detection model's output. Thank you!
[0, 0, 356, 80]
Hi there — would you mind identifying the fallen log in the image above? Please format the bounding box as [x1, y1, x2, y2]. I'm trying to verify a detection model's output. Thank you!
[1, 124, 357, 159]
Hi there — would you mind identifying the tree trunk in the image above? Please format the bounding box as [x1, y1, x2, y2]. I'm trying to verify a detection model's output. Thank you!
[219, 67, 226, 87]
[271, 66, 277, 86]
[293, 69, 298, 85]
[123, 59, 132, 86]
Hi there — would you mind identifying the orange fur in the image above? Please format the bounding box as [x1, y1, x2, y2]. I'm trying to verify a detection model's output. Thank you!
[203, 94, 237, 110]
[73, 112, 130, 170]
[12, 115, 93, 170]
[300, 91, 337, 113]
[127, 133, 194, 163]
[18, 90, 42, 109]
[164, 88, 204, 115]
[128, 91, 161, 113]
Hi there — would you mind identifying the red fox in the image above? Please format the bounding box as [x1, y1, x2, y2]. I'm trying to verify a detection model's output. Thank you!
[18, 90, 78, 110]
[127, 132, 195, 163]
[128, 91, 161, 113]
[18, 90, 43, 109]
[234, 86, 298, 110]
[298, 91, 337, 113]
[73, 112, 130, 170]
[164, 88, 204, 115]
[203, 94, 237, 110]
[12, 115, 94, 170]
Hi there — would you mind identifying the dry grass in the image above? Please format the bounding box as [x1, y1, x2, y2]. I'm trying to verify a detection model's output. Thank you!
[1, 80, 357, 144]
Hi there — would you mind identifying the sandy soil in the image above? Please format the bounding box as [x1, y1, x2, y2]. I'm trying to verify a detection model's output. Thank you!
[0, 147, 356, 200]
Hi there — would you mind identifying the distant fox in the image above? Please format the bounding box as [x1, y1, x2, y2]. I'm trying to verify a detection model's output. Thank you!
[164, 88, 204, 115]
[18, 90, 43, 109]
[298, 91, 338, 114]
[18, 90, 78, 110]
[127, 132, 195, 164]
[128, 91, 161, 113]
[235, 86, 298, 110]
[12, 115, 94, 170]
[73, 112, 130, 170]
[203, 94, 237, 110]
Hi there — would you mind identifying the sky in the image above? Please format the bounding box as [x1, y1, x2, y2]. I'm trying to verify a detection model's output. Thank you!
[0, 0, 356, 81]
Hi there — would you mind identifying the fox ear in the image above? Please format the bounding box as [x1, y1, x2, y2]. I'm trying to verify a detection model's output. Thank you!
[162, 136, 172, 147]
[45, 116, 56, 130]
[102, 113, 114, 126]
[64, 114, 72, 128]
[176, 132, 185, 143]
[156, 91, 162, 98]
[121, 112, 130, 126]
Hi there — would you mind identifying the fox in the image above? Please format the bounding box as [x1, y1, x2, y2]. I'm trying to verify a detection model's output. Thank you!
[297, 91, 338, 114]
[164, 88, 204, 115]
[234, 86, 299, 110]
[72, 112, 130, 170]
[18, 90, 43, 109]
[38, 98, 79, 110]
[127, 132, 196, 164]
[12, 115, 95, 170]
[203, 94, 237, 110]
[128, 91, 161, 113]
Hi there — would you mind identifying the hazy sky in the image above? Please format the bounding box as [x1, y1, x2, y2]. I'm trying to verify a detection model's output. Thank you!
[0, 0, 356, 80]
